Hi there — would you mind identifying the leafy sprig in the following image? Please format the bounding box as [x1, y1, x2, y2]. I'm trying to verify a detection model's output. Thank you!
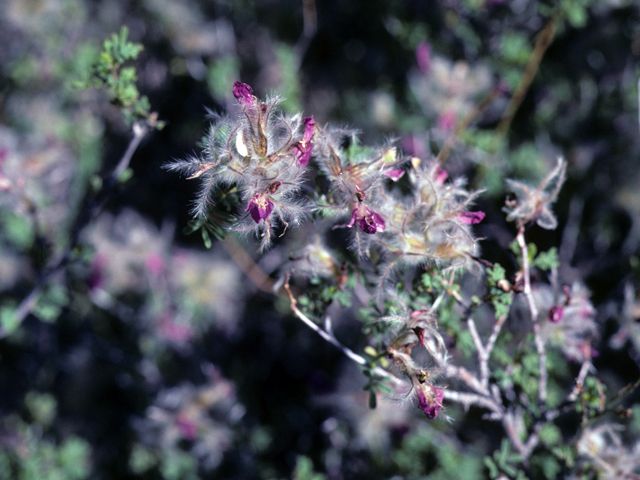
[75, 27, 164, 128]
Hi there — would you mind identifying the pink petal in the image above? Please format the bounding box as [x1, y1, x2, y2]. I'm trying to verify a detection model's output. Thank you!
[437, 110, 457, 132]
[435, 165, 448, 184]
[459, 211, 485, 225]
[145, 253, 165, 276]
[356, 208, 385, 234]
[384, 169, 405, 182]
[302, 116, 315, 143]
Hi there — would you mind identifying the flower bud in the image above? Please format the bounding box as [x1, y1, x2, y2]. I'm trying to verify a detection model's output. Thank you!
[232, 81, 254, 106]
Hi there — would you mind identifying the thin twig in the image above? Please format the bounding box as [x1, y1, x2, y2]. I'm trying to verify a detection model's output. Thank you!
[517, 227, 547, 404]
[111, 121, 149, 181]
[495, 17, 558, 142]
[467, 317, 490, 389]
[568, 360, 593, 402]
[559, 195, 584, 277]
[441, 363, 489, 397]
[443, 389, 503, 415]
[485, 314, 508, 360]
[283, 274, 403, 386]
[502, 410, 528, 457]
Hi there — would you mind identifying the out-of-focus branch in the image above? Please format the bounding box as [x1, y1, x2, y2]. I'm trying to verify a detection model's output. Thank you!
[3, 121, 153, 337]
[495, 17, 558, 142]
[111, 120, 149, 181]
[443, 389, 503, 415]
[436, 84, 505, 164]
[221, 238, 276, 293]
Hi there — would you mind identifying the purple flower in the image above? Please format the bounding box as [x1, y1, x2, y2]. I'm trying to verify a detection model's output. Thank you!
[233, 81, 254, 106]
[385, 169, 405, 182]
[459, 210, 485, 225]
[417, 386, 444, 419]
[548, 305, 564, 324]
[291, 116, 316, 167]
[416, 42, 431, 74]
[348, 204, 386, 234]
[246, 193, 274, 223]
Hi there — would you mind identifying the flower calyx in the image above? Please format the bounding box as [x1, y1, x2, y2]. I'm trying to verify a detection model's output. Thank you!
[246, 192, 274, 223]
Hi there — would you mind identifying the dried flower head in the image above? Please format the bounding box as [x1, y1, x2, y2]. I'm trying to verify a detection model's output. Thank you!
[504, 157, 566, 230]
[576, 423, 640, 479]
[536, 282, 597, 362]
[374, 160, 485, 272]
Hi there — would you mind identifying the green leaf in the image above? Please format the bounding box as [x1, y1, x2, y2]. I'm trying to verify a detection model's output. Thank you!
[33, 285, 69, 323]
[293, 455, 327, 480]
[539, 423, 561, 446]
[484, 456, 499, 478]
[25, 391, 57, 428]
[201, 228, 212, 249]
[129, 444, 157, 474]
[532, 247, 559, 271]
[0, 211, 35, 250]
[501, 32, 533, 65]
[0, 305, 20, 336]
[58, 437, 91, 480]
[369, 390, 377, 409]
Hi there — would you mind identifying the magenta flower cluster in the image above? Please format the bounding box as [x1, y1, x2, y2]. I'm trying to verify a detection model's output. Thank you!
[169, 83, 491, 421]
[169, 82, 485, 259]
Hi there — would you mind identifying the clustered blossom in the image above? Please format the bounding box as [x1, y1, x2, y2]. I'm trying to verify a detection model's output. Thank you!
[313, 129, 485, 264]
[166, 81, 316, 250]
[373, 160, 485, 273]
[171, 82, 491, 421]
[575, 423, 640, 479]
